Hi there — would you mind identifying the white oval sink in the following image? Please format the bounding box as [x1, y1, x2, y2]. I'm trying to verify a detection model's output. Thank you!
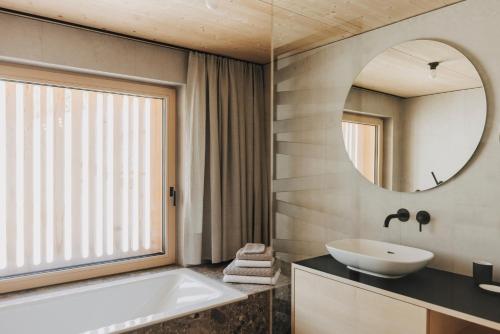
[325, 239, 434, 279]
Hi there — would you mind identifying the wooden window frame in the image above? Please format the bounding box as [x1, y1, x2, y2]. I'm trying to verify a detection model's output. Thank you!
[0, 62, 176, 293]
[342, 112, 384, 186]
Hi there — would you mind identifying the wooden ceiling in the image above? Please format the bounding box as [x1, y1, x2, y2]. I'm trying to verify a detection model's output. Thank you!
[0, 0, 272, 63]
[271, 0, 463, 58]
[354, 40, 483, 98]
[0, 0, 463, 64]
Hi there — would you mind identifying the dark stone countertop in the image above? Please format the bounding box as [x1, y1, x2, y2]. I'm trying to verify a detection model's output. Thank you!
[295, 255, 500, 325]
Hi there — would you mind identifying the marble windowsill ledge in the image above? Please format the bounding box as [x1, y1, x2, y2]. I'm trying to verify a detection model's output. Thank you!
[0, 262, 290, 302]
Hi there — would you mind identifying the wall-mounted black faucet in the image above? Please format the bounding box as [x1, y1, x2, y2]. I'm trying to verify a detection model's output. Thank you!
[416, 210, 431, 232]
[384, 208, 410, 228]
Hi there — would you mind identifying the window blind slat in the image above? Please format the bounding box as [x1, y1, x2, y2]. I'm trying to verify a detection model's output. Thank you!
[16, 83, 25, 269]
[45, 86, 55, 264]
[112, 97, 122, 255]
[71, 90, 83, 261]
[142, 98, 151, 250]
[105, 94, 114, 256]
[38, 86, 47, 265]
[121, 95, 130, 253]
[150, 100, 163, 251]
[53, 88, 66, 266]
[94, 93, 104, 258]
[0, 82, 6, 269]
[5, 82, 17, 271]
[81, 91, 90, 259]
[131, 97, 140, 252]
[63, 89, 72, 261]
[32, 85, 42, 266]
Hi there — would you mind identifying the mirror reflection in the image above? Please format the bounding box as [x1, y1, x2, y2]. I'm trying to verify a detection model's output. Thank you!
[342, 40, 486, 192]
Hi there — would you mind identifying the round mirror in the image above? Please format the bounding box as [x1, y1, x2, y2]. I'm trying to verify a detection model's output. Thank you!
[342, 40, 486, 192]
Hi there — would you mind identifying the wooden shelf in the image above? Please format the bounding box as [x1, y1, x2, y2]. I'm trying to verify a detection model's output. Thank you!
[429, 311, 500, 334]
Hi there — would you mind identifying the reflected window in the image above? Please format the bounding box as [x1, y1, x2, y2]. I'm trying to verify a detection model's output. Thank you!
[342, 113, 383, 185]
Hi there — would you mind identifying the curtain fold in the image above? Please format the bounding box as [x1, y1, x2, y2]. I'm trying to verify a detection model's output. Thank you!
[180, 52, 269, 265]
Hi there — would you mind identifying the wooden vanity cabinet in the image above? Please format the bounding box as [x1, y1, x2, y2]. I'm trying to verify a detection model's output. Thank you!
[293, 268, 427, 334]
[292, 266, 500, 334]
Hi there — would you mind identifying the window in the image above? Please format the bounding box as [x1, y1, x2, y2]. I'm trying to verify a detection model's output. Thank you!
[342, 112, 383, 185]
[0, 62, 175, 293]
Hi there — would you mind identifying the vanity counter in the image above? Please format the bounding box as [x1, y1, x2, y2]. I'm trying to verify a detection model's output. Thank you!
[294, 255, 500, 330]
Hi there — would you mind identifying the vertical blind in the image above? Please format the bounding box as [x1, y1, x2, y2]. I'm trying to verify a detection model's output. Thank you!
[0, 80, 165, 278]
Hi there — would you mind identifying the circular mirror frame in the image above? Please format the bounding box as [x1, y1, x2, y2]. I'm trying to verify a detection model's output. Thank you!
[341, 39, 487, 193]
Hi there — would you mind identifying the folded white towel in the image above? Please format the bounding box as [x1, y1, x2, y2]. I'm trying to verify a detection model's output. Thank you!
[242, 243, 266, 254]
[234, 258, 275, 268]
[223, 268, 281, 285]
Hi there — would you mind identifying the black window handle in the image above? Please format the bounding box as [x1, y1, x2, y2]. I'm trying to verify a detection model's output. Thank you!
[169, 186, 176, 206]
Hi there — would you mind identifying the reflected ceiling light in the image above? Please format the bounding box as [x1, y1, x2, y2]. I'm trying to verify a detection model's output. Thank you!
[205, 0, 218, 10]
[428, 62, 440, 79]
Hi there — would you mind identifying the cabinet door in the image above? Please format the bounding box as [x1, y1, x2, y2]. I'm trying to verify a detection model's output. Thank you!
[293, 269, 427, 334]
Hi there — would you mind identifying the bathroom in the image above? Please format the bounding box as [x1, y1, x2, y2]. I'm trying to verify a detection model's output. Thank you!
[0, 0, 499, 333]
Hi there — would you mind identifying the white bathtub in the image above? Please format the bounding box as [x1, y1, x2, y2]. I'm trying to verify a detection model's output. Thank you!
[0, 268, 247, 334]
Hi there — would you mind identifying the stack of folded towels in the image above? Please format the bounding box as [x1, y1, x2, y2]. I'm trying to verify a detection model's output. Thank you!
[223, 243, 280, 285]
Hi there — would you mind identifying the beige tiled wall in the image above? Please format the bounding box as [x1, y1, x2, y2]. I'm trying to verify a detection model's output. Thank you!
[272, 0, 500, 280]
[0, 12, 188, 85]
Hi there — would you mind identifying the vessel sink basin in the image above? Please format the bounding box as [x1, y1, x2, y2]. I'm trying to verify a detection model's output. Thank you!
[325, 239, 434, 278]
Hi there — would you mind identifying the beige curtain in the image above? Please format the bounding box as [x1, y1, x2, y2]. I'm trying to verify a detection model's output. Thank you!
[179, 52, 269, 265]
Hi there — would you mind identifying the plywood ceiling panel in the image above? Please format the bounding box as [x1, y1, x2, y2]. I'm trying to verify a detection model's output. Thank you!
[271, 0, 464, 58]
[0, 0, 464, 64]
[0, 0, 272, 63]
[353, 40, 483, 98]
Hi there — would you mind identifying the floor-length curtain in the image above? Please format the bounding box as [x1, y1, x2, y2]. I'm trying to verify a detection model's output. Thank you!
[179, 51, 269, 265]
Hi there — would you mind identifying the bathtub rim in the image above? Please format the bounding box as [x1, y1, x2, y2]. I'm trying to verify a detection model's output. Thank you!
[0, 268, 248, 334]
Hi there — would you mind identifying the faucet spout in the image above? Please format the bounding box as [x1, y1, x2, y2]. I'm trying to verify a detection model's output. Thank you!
[384, 214, 399, 227]
[384, 208, 410, 228]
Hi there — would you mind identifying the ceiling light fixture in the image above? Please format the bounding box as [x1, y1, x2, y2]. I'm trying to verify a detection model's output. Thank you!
[205, 0, 218, 10]
[428, 62, 440, 79]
